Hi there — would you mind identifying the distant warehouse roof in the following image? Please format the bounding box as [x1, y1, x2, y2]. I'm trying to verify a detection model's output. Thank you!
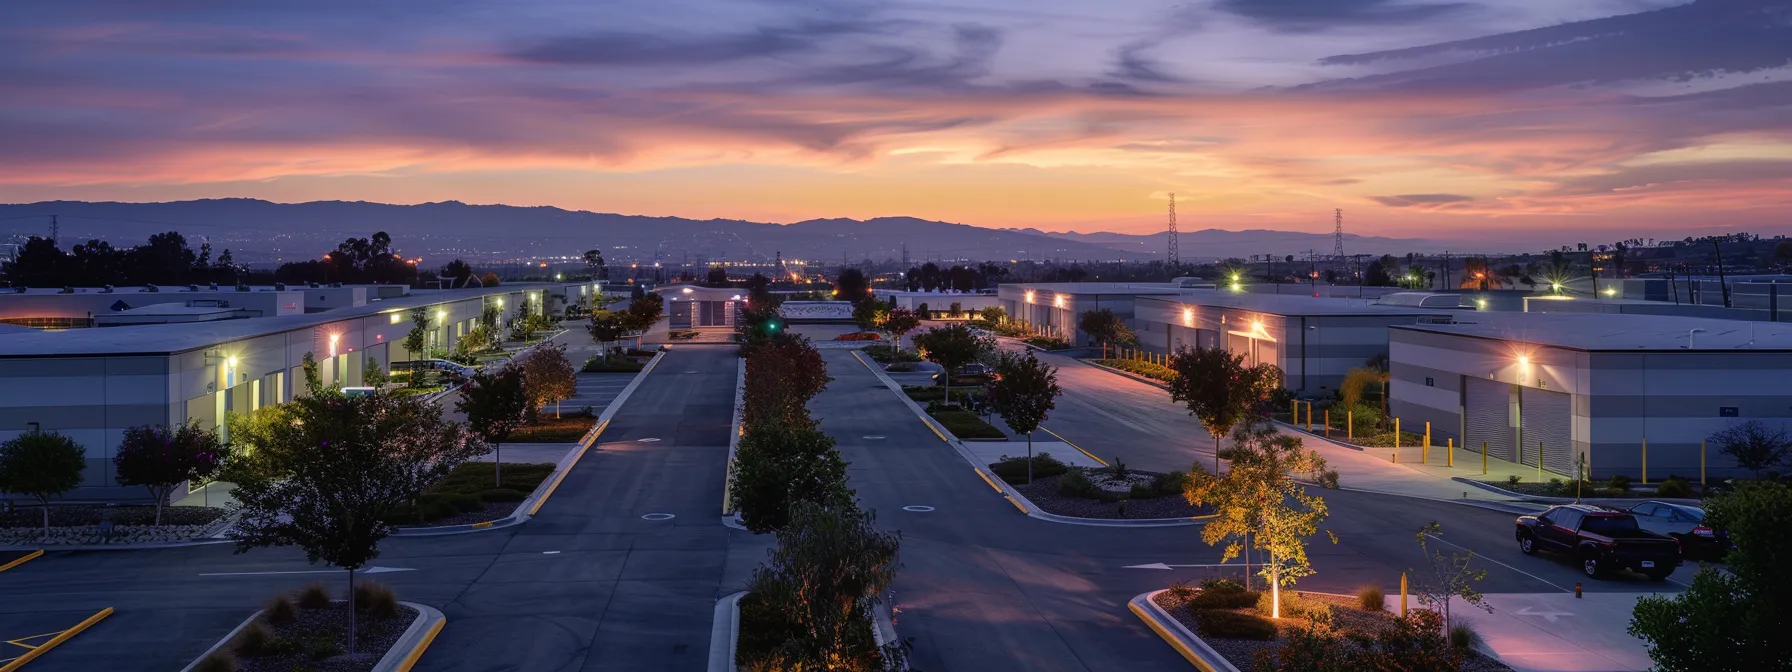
[1150, 290, 1444, 317]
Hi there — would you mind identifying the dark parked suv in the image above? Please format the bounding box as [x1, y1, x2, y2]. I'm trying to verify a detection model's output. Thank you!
[1516, 504, 1681, 580]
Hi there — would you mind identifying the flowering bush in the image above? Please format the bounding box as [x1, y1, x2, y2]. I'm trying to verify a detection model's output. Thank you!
[834, 332, 883, 341]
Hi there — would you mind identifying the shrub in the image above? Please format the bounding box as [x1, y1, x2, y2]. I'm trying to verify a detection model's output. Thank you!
[1546, 478, 1565, 495]
[1187, 588, 1261, 610]
[989, 453, 1070, 483]
[194, 650, 238, 672]
[1056, 470, 1113, 500]
[1608, 474, 1633, 493]
[1168, 580, 1197, 602]
[1192, 609, 1278, 640]
[1507, 475, 1523, 486]
[1656, 477, 1693, 498]
[1129, 483, 1158, 499]
[1200, 577, 1246, 594]
[264, 595, 297, 624]
[305, 636, 343, 660]
[354, 581, 400, 620]
[295, 583, 331, 609]
[1356, 586, 1386, 612]
[1449, 623, 1479, 652]
[1256, 591, 1330, 620]
[233, 621, 275, 656]
[1149, 470, 1188, 497]
[479, 488, 529, 503]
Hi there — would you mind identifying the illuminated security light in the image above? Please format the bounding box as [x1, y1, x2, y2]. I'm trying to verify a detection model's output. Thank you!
[682, 287, 693, 294]
[1551, 282, 1563, 291]
[1604, 287, 1617, 297]
[731, 295, 741, 300]
[1251, 320, 1263, 333]
[227, 356, 238, 367]
[435, 309, 446, 321]
[556, 273, 564, 281]
[496, 298, 504, 307]
[1024, 290, 1036, 304]
[1475, 298, 1488, 309]
[1182, 307, 1193, 324]
[1052, 295, 1065, 308]
[1231, 282, 1242, 292]
[1517, 355, 1529, 366]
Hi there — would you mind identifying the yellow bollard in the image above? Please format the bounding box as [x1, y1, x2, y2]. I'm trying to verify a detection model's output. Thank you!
[1482, 441, 1488, 475]
[1325, 409, 1331, 438]
[1700, 440, 1706, 486]
[1424, 422, 1431, 465]
[1448, 438, 1454, 468]
[1347, 411, 1353, 440]
[1395, 418, 1401, 449]
[1400, 573, 1408, 615]
[1306, 402, 1313, 431]
[1538, 441, 1544, 481]
[1291, 399, 1298, 422]
[1642, 437, 1648, 485]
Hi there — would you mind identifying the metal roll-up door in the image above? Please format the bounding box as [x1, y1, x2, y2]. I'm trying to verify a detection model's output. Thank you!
[1522, 387, 1573, 476]
[1228, 333, 1252, 365]
[1465, 377, 1513, 462]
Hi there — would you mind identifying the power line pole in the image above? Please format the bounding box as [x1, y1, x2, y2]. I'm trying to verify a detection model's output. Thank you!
[1331, 208, 1347, 279]
[1166, 193, 1180, 269]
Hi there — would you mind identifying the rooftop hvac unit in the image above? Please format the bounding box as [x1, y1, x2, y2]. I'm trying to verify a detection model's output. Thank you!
[100, 285, 114, 293]
[143, 284, 159, 293]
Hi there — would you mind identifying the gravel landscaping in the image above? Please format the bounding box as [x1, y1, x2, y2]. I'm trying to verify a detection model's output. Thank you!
[0, 504, 228, 546]
[211, 591, 417, 672]
[1152, 588, 1512, 672]
[1009, 470, 1212, 520]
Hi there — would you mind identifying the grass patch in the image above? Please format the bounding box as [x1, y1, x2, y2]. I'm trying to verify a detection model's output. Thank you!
[989, 453, 1070, 484]
[387, 462, 555, 525]
[1087, 358, 1177, 383]
[1022, 336, 1072, 350]
[863, 344, 922, 363]
[902, 385, 986, 404]
[582, 355, 645, 373]
[510, 409, 597, 443]
[927, 407, 1006, 439]
[391, 385, 448, 397]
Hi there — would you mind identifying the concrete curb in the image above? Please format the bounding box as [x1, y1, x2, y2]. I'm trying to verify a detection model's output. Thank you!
[1271, 419, 1368, 452]
[392, 350, 666, 536]
[851, 350, 1205, 529]
[0, 537, 236, 552]
[722, 356, 746, 517]
[373, 602, 446, 672]
[180, 602, 442, 672]
[1128, 591, 1241, 672]
[707, 591, 747, 672]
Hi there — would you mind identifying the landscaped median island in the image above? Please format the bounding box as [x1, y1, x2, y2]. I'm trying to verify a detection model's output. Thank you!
[1086, 357, 1176, 383]
[1468, 473, 1702, 499]
[581, 354, 645, 373]
[1147, 580, 1512, 671]
[926, 403, 1005, 439]
[989, 454, 1211, 519]
[507, 408, 597, 443]
[0, 504, 228, 546]
[387, 461, 553, 527]
[189, 582, 420, 672]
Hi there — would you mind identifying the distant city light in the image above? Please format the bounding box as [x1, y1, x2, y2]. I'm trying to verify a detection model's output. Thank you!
[1604, 287, 1617, 297]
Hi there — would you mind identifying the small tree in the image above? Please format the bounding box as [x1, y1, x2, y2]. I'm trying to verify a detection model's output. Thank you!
[1630, 481, 1792, 671]
[587, 309, 626, 355]
[979, 305, 1008, 323]
[883, 307, 920, 352]
[1079, 308, 1134, 358]
[457, 367, 529, 487]
[1708, 421, 1792, 479]
[301, 350, 325, 396]
[232, 391, 484, 655]
[742, 334, 829, 429]
[988, 351, 1062, 483]
[223, 404, 297, 483]
[834, 268, 871, 303]
[363, 356, 388, 387]
[114, 420, 227, 526]
[1410, 521, 1491, 635]
[0, 432, 87, 533]
[949, 301, 962, 318]
[852, 300, 887, 333]
[741, 500, 907, 670]
[402, 306, 432, 364]
[519, 342, 578, 419]
[1169, 347, 1273, 471]
[911, 323, 993, 406]
[1183, 419, 1336, 614]
[730, 421, 854, 533]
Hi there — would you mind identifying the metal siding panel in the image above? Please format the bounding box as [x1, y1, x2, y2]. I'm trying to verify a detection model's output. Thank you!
[1522, 387, 1573, 475]
[1465, 376, 1512, 462]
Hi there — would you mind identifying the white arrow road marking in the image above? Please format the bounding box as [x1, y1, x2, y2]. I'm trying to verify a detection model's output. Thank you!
[1125, 563, 1245, 570]
[1513, 606, 1574, 623]
[639, 438, 661, 443]
[200, 566, 416, 577]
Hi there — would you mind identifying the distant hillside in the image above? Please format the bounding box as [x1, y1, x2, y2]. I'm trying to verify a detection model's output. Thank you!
[0, 199, 1141, 265]
[1015, 228, 1451, 259]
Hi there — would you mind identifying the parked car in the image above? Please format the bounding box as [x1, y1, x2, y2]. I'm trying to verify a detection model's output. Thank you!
[1516, 504, 1681, 580]
[1626, 500, 1730, 562]
[932, 363, 996, 386]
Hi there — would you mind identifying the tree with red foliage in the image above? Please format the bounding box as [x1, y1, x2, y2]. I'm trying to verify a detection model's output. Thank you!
[115, 420, 228, 526]
[743, 333, 828, 429]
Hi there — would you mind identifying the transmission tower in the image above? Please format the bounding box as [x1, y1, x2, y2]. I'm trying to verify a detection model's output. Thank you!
[1166, 193, 1180, 268]
[1331, 209, 1348, 279]
[49, 215, 59, 245]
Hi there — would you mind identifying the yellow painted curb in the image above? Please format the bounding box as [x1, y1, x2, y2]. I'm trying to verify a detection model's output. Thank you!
[528, 419, 606, 516]
[973, 469, 1003, 493]
[392, 616, 445, 672]
[0, 550, 42, 574]
[1039, 426, 1108, 466]
[852, 350, 950, 443]
[1128, 601, 1214, 672]
[0, 607, 112, 672]
[1005, 495, 1028, 514]
[469, 521, 493, 529]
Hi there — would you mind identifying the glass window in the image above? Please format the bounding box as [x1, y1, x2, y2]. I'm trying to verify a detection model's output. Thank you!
[1635, 504, 1662, 517]
[1581, 515, 1640, 536]
[1552, 508, 1582, 529]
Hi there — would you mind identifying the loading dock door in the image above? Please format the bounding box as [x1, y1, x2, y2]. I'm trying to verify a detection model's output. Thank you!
[1521, 387, 1573, 476]
[1465, 376, 1513, 462]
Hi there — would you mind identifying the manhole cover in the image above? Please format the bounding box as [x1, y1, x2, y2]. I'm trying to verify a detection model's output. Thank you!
[902, 505, 935, 512]
[641, 513, 676, 521]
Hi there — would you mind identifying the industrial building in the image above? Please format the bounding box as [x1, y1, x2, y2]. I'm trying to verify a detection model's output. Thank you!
[1388, 312, 1792, 480]
[874, 290, 999, 316]
[996, 283, 1187, 344]
[1132, 292, 1440, 394]
[0, 282, 594, 498]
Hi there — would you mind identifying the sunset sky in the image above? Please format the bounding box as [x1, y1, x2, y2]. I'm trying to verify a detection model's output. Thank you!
[2, 0, 1789, 243]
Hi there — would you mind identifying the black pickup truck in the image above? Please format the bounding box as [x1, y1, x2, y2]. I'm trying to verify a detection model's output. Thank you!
[1516, 504, 1682, 580]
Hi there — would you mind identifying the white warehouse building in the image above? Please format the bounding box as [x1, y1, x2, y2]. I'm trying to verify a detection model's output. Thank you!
[1389, 312, 1792, 480]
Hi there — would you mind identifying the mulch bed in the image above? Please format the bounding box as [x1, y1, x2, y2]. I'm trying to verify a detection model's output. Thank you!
[509, 413, 596, 443]
[1152, 590, 1512, 672]
[1010, 471, 1212, 520]
[0, 504, 226, 528]
[402, 500, 516, 528]
[234, 600, 419, 672]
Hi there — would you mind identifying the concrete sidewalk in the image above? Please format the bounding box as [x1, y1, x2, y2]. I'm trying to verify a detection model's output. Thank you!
[1388, 592, 1660, 672]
